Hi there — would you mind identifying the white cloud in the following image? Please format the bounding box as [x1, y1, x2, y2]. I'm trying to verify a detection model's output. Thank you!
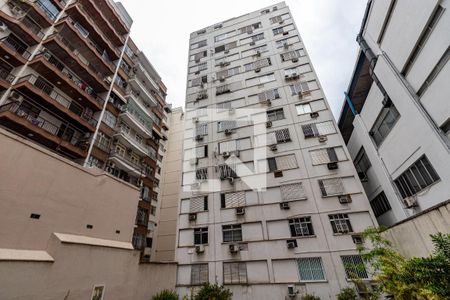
[120, 0, 366, 119]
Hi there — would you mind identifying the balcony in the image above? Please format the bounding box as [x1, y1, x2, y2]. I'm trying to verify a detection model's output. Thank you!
[86, 0, 130, 35]
[43, 33, 110, 91]
[13, 75, 97, 131]
[55, 16, 115, 75]
[109, 148, 144, 176]
[65, 2, 121, 58]
[0, 35, 31, 66]
[8, 0, 58, 28]
[0, 66, 15, 90]
[29, 51, 105, 108]
[128, 78, 157, 108]
[0, 8, 45, 45]
[0, 100, 89, 158]
[120, 105, 153, 138]
[114, 126, 153, 157]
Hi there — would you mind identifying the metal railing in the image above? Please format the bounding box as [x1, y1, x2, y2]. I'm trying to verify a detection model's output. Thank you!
[35, 0, 59, 20]
[116, 126, 153, 156]
[20, 15, 45, 39]
[0, 35, 31, 59]
[121, 105, 153, 133]
[17, 74, 97, 126]
[94, 136, 110, 152]
[0, 66, 16, 83]
[110, 148, 144, 171]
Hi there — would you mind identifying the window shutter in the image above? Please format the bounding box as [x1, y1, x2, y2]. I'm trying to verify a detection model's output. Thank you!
[268, 157, 277, 172]
[275, 154, 297, 170]
[316, 121, 335, 135]
[238, 263, 247, 283]
[281, 183, 306, 201]
[320, 178, 344, 196]
[318, 180, 327, 196]
[237, 138, 251, 150]
[310, 149, 330, 165]
[327, 148, 338, 162]
[219, 140, 236, 153]
[302, 124, 315, 138]
[223, 263, 232, 284]
[200, 264, 208, 282]
[224, 191, 245, 208]
[190, 196, 206, 212]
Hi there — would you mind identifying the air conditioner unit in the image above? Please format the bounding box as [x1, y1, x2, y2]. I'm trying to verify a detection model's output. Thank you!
[286, 239, 297, 249]
[327, 162, 338, 170]
[310, 112, 319, 118]
[352, 235, 364, 245]
[292, 58, 299, 63]
[338, 195, 352, 204]
[195, 244, 205, 253]
[236, 207, 245, 215]
[249, 41, 255, 46]
[220, 76, 227, 82]
[0, 21, 8, 32]
[222, 151, 231, 158]
[270, 144, 278, 152]
[403, 196, 418, 208]
[225, 129, 233, 135]
[229, 244, 240, 253]
[189, 158, 199, 165]
[287, 285, 298, 297]
[266, 121, 273, 128]
[255, 68, 261, 73]
[189, 213, 197, 221]
[192, 117, 199, 123]
[195, 135, 204, 141]
[280, 202, 290, 210]
[318, 135, 328, 143]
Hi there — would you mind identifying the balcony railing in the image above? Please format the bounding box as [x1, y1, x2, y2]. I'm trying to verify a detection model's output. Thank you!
[0, 66, 16, 83]
[116, 126, 154, 156]
[35, 0, 60, 21]
[17, 74, 97, 126]
[0, 100, 87, 147]
[0, 35, 31, 59]
[94, 136, 110, 152]
[121, 105, 153, 133]
[111, 148, 144, 171]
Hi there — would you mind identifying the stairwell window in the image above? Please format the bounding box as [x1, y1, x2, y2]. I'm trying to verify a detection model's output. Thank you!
[370, 102, 400, 146]
[297, 257, 325, 281]
[222, 224, 242, 242]
[289, 217, 314, 237]
[394, 155, 440, 199]
[191, 264, 208, 285]
[329, 214, 353, 234]
[194, 227, 208, 245]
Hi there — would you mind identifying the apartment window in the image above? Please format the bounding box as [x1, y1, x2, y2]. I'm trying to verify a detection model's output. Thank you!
[267, 108, 284, 121]
[193, 145, 208, 158]
[370, 102, 400, 146]
[417, 47, 449, 97]
[251, 33, 264, 42]
[190, 62, 207, 73]
[193, 51, 207, 62]
[115, 144, 126, 157]
[246, 73, 275, 86]
[354, 147, 371, 180]
[190, 196, 208, 213]
[302, 121, 336, 138]
[258, 88, 280, 102]
[296, 103, 312, 115]
[244, 58, 271, 72]
[216, 84, 231, 95]
[223, 262, 247, 284]
[222, 224, 242, 242]
[329, 214, 353, 234]
[191, 264, 208, 285]
[194, 227, 208, 245]
[402, 6, 444, 75]
[318, 178, 344, 197]
[281, 49, 305, 61]
[267, 154, 298, 172]
[239, 22, 262, 34]
[341, 255, 368, 279]
[273, 27, 284, 35]
[195, 123, 208, 136]
[219, 137, 252, 153]
[196, 168, 208, 180]
[290, 81, 310, 95]
[217, 120, 236, 132]
[214, 31, 234, 42]
[136, 207, 148, 225]
[310, 148, 338, 165]
[190, 40, 207, 50]
[221, 191, 245, 208]
[219, 164, 237, 180]
[281, 183, 306, 201]
[216, 66, 240, 78]
[289, 217, 314, 237]
[103, 110, 116, 128]
[394, 155, 440, 199]
[297, 257, 325, 281]
[191, 75, 208, 87]
[370, 192, 392, 217]
[441, 119, 450, 140]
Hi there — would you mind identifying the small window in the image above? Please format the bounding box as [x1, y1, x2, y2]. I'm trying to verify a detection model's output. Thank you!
[223, 262, 247, 284]
[297, 257, 325, 281]
[354, 147, 371, 179]
[289, 217, 314, 237]
[222, 224, 242, 242]
[341, 255, 368, 279]
[370, 192, 391, 217]
[191, 264, 209, 285]
[370, 101, 400, 146]
[329, 214, 353, 234]
[194, 227, 208, 245]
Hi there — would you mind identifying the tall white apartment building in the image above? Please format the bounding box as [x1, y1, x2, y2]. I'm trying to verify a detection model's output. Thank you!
[177, 2, 378, 299]
[338, 0, 450, 227]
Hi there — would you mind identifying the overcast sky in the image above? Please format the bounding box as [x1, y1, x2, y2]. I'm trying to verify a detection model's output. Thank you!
[120, 0, 366, 119]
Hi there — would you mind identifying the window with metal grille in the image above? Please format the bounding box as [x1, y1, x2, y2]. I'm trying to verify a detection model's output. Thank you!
[223, 262, 247, 284]
[354, 147, 371, 178]
[290, 82, 310, 95]
[219, 164, 237, 179]
[274, 128, 291, 143]
[222, 224, 242, 242]
[281, 49, 305, 61]
[310, 148, 338, 165]
[196, 168, 208, 180]
[268, 154, 298, 172]
[341, 255, 368, 279]
[190, 196, 208, 213]
[394, 155, 440, 199]
[195, 123, 208, 136]
[217, 120, 236, 132]
[302, 121, 336, 138]
[221, 191, 246, 208]
[267, 108, 284, 122]
[370, 102, 400, 146]
[194, 227, 208, 245]
[191, 264, 209, 285]
[289, 217, 314, 237]
[297, 257, 325, 281]
[280, 183, 306, 201]
[318, 178, 344, 196]
[370, 192, 391, 217]
[258, 88, 280, 102]
[329, 214, 353, 234]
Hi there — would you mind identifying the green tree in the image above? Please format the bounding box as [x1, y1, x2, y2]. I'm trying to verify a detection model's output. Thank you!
[301, 294, 320, 300]
[193, 283, 232, 300]
[336, 287, 357, 300]
[152, 289, 178, 300]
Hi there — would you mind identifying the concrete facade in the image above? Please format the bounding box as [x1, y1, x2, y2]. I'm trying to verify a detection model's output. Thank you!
[0, 128, 177, 300]
[178, 2, 378, 299]
[338, 0, 450, 227]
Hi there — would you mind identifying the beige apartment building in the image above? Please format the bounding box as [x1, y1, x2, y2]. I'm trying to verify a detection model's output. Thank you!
[177, 2, 378, 299]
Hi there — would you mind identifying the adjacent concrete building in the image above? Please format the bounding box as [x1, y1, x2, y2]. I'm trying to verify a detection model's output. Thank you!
[177, 2, 377, 299]
[0, 0, 170, 260]
[338, 0, 450, 227]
